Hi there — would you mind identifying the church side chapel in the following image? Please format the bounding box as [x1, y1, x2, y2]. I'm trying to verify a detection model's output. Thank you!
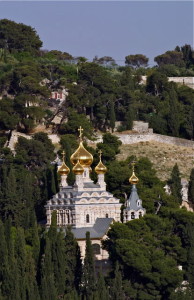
[45, 126, 146, 259]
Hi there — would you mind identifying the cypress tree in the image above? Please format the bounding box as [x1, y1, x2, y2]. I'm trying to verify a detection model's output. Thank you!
[0, 221, 9, 298]
[168, 164, 182, 205]
[40, 237, 57, 300]
[25, 250, 40, 300]
[109, 100, 116, 133]
[96, 272, 109, 299]
[110, 262, 125, 300]
[14, 227, 26, 300]
[125, 104, 134, 130]
[47, 167, 57, 199]
[188, 168, 194, 205]
[168, 88, 180, 137]
[64, 227, 82, 293]
[81, 232, 96, 299]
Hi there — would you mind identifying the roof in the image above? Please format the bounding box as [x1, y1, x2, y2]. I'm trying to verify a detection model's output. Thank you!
[71, 218, 113, 239]
[126, 184, 145, 212]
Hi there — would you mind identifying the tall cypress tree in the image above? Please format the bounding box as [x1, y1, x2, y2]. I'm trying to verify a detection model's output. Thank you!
[168, 164, 182, 205]
[0, 221, 9, 298]
[81, 232, 96, 299]
[64, 227, 82, 294]
[40, 237, 57, 300]
[110, 262, 125, 300]
[109, 100, 116, 133]
[188, 168, 194, 205]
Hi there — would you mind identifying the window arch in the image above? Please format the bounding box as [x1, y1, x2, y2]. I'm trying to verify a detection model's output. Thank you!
[92, 243, 101, 255]
[139, 211, 142, 218]
[131, 212, 135, 219]
[105, 213, 109, 218]
[86, 214, 90, 223]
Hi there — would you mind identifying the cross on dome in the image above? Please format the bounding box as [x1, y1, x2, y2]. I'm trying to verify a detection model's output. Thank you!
[98, 150, 102, 159]
[78, 126, 83, 139]
[61, 150, 65, 162]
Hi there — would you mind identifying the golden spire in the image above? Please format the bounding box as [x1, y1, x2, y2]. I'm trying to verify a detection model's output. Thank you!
[129, 161, 139, 185]
[72, 159, 84, 175]
[70, 126, 93, 167]
[95, 150, 107, 175]
[58, 151, 70, 176]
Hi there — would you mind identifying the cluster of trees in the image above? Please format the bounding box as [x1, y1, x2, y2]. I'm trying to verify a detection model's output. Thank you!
[1, 19, 194, 139]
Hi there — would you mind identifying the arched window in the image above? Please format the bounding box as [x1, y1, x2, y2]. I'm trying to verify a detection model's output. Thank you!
[139, 211, 142, 218]
[137, 201, 140, 206]
[92, 243, 101, 255]
[131, 212, 135, 219]
[86, 214, 90, 223]
[105, 213, 109, 218]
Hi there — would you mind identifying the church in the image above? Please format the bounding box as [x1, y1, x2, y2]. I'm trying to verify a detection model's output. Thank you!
[45, 126, 146, 259]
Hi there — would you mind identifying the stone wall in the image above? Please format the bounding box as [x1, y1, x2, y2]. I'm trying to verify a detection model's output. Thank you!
[140, 76, 194, 89]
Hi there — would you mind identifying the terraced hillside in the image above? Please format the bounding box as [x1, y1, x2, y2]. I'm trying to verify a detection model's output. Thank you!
[117, 141, 194, 181]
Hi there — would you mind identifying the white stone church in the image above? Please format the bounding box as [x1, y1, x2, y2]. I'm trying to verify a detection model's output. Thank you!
[45, 127, 146, 259]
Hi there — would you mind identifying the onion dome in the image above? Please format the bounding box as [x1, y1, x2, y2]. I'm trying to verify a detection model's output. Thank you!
[95, 150, 107, 175]
[70, 126, 93, 167]
[58, 151, 70, 176]
[72, 159, 84, 175]
[129, 162, 139, 185]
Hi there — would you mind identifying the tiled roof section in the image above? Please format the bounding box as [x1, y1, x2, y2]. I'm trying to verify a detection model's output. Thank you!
[72, 218, 113, 239]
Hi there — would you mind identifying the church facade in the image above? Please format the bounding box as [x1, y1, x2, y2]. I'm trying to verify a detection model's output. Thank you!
[45, 127, 146, 259]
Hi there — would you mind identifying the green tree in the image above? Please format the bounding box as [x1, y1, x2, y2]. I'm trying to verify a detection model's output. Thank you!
[188, 169, 194, 205]
[0, 19, 42, 54]
[81, 232, 96, 299]
[168, 164, 182, 205]
[125, 54, 149, 68]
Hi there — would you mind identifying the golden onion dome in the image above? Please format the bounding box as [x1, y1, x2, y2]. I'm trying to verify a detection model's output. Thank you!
[70, 126, 93, 167]
[72, 160, 84, 175]
[58, 162, 70, 176]
[95, 150, 107, 174]
[58, 151, 70, 176]
[129, 162, 139, 185]
[129, 172, 139, 185]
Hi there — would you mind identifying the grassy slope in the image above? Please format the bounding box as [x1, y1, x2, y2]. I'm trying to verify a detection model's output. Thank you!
[117, 141, 194, 181]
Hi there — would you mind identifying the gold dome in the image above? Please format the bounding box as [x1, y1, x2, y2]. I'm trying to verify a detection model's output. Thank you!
[72, 159, 84, 175]
[70, 126, 93, 167]
[95, 150, 107, 174]
[58, 151, 70, 176]
[129, 161, 139, 185]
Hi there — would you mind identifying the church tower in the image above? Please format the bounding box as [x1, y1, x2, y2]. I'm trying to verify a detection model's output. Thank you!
[123, 162, 146, 222]
[45, 126, 121, 229]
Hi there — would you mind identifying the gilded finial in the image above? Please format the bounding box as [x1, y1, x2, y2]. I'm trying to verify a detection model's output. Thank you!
[61, 150, 65, 163]
[98, 150, 102, 160]
[129, 161, 139, 185]
[78, 126, 83, 140]
[58, 150, 70, 176]
[95, 150, 107, 174]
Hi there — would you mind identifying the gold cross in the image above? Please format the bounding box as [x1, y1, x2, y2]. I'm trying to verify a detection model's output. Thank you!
[131, 161, 137, 172]
[78, 126, 83, 139]
[98, 150, 102, 159]
[61, 150, 65, 162]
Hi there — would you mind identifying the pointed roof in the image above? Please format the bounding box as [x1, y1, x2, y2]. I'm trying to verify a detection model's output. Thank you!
[126, 184, 145, 212]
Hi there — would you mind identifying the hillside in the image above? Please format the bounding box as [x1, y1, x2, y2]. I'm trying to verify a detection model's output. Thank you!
[117, 140, 194, 181]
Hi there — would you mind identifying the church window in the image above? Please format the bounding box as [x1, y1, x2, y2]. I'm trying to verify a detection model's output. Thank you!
[92, 243, 101, 255]
[131, 212, 135, 219]
[137, 201, 140, 206]
[105, 213, 109, 218]
[86, 214, 90, 223]
[139, 212, 142, 218]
